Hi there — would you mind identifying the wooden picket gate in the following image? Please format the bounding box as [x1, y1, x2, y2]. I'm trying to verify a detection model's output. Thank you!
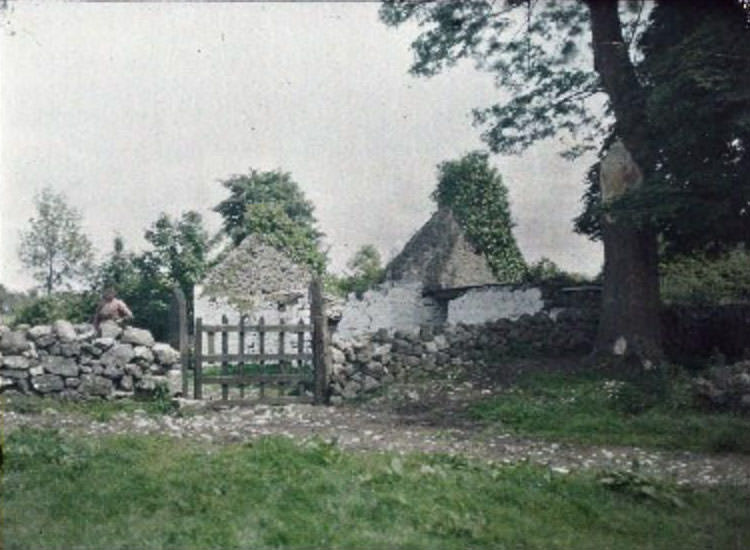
[192, 279, 330, 405]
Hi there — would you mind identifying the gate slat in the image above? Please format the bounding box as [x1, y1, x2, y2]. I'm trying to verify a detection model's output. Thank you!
[221, 314, 229, 401]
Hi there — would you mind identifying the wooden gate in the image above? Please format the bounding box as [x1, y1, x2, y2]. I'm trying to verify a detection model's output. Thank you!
[192, 279, 330, 405]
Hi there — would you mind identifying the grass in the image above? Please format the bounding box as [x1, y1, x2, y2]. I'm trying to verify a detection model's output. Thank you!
[468, 370, 750, 453]
[2, 392, 176, 421]
[2, 429, 749, 550]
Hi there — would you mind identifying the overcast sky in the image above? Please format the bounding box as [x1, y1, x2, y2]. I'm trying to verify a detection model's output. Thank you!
[0, 1, 602, 292]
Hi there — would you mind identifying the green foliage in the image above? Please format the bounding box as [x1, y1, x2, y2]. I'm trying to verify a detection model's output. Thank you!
[4, 430, 750, 549]
[574, 3, 750, 254]
[597, 470, 686, 509]
[433, 151, 526, 282]
[214, 169, 326, 272]
[334, 244, 385, 297]
[468, 370, 750, 454]
[241, 203, 326, 273]
[380, 1, 603, 157]
[94, 212, 210, 340]
[18, 187, 95, 295]
[660, 248, 750, 306]
[11, 291, 99, 326]
[142, 211, 210, 294]
[383, 0, 750, 266]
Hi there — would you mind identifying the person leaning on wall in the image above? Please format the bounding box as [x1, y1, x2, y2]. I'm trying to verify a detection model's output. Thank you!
[93, 288, 133, 332]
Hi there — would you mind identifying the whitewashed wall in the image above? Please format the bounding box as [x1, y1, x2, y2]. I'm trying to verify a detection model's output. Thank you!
[446, 286, 544, 325]
[335, 282, 444, 338]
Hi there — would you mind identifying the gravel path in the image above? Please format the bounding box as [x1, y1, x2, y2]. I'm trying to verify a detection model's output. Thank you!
[4, 382, 750, 488]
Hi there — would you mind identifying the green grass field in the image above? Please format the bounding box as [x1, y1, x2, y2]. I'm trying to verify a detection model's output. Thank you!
[468, 370, 750, 454]
[3, 429, 749, 550]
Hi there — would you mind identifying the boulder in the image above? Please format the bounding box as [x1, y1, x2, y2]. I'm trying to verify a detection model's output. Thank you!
[59, 342, 81, 358]
[0, 331, 29, 354]
[133, 346, 154, 363]
[124, 363, 143, 378]
[152, 343, 179, 366]
[79, 374, 113, 397]
[3, 356, 31, 370]
[102, 364, 123, 379]
[100, 344, 135, 369]
[41, 356, 79, 377]
[27, 325, 52, 341]
[166, 370, 182, 396]
[121, 327, 155, 348]
[94, 337, 115, 350]
[53, 320, 77, 342]
[119, 375, 134, 391]
[31, 374, 64, 393]
[0, 376, 15, 389]
[0, 369, 29, 379]
[99, 320, 123, 339]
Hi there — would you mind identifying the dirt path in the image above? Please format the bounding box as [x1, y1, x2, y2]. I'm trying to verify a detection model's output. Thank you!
[4, 381, 750, 488]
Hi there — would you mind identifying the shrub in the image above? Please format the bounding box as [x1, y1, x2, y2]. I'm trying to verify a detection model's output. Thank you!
[12, 291, 99, 327]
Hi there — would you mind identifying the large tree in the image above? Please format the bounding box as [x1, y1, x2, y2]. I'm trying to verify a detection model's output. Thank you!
[380, 0, 750, 363]
[214, 169, 326, 273]
[19, 187, 94, 295]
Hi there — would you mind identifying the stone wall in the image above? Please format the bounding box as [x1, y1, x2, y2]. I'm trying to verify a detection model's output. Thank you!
[334, 282, 444, 338]
[0, 320, 181, 399]
[329, 309, 598, 402]
[446, 286, 544, 325]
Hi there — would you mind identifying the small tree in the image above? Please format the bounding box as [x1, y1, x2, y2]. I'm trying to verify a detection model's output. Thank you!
[433, 152, 526, 282]
[337, 244, 385, 297]
[19, 187, 94, 295]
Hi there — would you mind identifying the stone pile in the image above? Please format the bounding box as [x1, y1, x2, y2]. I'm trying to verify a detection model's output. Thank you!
[693, 360, 750, 413]
[329, 310, 597, 402]
[0, 320, 182, 400]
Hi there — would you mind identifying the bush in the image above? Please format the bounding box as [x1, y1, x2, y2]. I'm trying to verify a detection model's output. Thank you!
[660, 248, 750, 305]
[12, 291, 99, 327]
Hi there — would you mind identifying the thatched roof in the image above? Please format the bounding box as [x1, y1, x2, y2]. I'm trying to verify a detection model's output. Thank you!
[384, 208, 498, 291]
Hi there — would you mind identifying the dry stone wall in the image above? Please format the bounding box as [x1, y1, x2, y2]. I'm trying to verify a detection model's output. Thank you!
[0, 320, 182, 400]
[328, 309, 598, 402]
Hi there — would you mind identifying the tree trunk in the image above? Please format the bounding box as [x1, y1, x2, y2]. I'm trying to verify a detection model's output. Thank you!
[585, 0, 663, 362]
[596, 214, 662, 362]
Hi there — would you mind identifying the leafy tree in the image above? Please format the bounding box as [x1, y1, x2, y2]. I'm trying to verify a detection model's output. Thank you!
[18, 187, 94, 295]
[336, 244, 385, 297]
[142, 211, 210, 314]
[94, 213, 209, 340]
[214, 169, 326, 273]
[380, 0, 750, 362]
[433, 151, 526, 282]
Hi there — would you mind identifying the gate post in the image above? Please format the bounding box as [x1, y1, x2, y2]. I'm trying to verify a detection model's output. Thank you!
[194, 317, 203, 400]
[168, 286, 189, 396]
[310, 278, 330, 405]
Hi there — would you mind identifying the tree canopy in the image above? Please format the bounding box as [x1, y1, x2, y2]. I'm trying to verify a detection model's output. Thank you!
[382, 0, 750, 255]
[214, 169, 326, 273]
[433, 151, 526, 283]
[18, 187, 94, 295]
